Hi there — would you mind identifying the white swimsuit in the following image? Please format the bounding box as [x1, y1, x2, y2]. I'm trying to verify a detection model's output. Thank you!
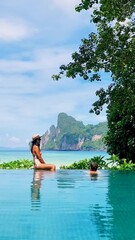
[33, 155, 41, 167]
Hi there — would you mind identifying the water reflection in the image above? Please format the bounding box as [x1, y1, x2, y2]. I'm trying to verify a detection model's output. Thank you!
[88, 171, 112, 239]
[90, 172, 98, 181]
[89, 171, 135, 239]
[29, 170, 135, 239]
[108, 171, 135, 240]
[31, 170, 45, 210]
[56, 170, 76, 189]
[89, 203, 112, 239]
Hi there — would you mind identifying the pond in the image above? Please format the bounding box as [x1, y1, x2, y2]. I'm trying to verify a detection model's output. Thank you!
[0, 169, 135, 240]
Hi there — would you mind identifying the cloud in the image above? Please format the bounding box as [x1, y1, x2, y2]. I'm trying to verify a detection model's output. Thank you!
[0, 0, 109, 147]
[0, 135, 22, 148]
[0, 47, 72, 74]
[9, 136, 20, 144]
[53, 0, 80, 15]
[0, 18, 37, 42]
[0, 46, 108, 129]
[0, 0, 91, 43]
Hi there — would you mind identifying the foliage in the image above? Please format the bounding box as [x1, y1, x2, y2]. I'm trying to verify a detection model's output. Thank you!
[57, 112, 84, 135]
[49, 125, 57, 140]
[0, 155, 135, 170]
[52, 1, 135, 162]
[82, 139, 93, 150]
[60, 158, 90, 169]
[60, 155, 106, 169]
[107, 154, 135, 170]
[75, 0, 135, 19]
[90, 155, 106, 167]
[87, 136, 105, 150]
[106, 154, 122, 169]
[104, 84, 135, 162]
[0, 159, 33, 169]
[60, 154, 135, 170]
[118, 160, 135, 170]
[90, 122, 108, 135]
[44, 140, 56, 150]
[61, 133, 79, 145]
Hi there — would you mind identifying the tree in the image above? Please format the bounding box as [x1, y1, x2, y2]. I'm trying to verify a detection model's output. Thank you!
[52, 0, 135, 162]
[105, 83, 135, 161]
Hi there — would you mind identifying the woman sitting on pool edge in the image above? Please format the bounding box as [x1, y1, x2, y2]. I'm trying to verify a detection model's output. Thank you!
[31, 134, 56, 171]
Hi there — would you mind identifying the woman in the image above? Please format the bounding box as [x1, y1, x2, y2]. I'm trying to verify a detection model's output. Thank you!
[31, 134, 56, 171]
[90, 162, 98, 173]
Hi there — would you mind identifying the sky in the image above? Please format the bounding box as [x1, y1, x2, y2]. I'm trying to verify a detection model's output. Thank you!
[0, 0, 111, 148]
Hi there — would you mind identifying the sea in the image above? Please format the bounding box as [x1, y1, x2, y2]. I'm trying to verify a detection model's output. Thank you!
[0, 149, 109, 168]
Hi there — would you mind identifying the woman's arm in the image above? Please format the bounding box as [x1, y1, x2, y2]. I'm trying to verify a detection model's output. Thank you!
[34, 146, 45, 164]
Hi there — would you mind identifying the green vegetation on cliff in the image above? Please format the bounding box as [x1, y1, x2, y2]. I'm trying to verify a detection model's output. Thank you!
[42, 113, 107, 151]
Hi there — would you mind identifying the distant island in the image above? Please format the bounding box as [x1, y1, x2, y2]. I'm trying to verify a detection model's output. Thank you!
[41, 113, 107, 151]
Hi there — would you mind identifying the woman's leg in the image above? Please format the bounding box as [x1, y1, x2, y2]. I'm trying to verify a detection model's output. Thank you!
[35, 163, 56, 171]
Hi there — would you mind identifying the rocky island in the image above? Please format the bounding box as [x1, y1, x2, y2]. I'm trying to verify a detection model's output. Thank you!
[41, 113, 107, 151]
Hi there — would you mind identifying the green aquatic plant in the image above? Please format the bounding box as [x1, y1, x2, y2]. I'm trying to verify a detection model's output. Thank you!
[0, 159, 33, 169]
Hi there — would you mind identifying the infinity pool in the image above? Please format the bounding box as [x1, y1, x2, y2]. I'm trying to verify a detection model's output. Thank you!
[0, 170, 135, 240]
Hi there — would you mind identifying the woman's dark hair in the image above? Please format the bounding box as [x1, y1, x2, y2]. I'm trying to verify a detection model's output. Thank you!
[31, 138, 41, 153]
[90, 162, 98, 171]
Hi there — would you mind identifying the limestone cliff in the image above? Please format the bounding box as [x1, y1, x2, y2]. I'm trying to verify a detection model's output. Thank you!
[41, 113, 107, 151]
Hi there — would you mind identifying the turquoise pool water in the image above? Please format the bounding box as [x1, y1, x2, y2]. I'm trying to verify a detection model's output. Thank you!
[0, 170, 134, 240]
